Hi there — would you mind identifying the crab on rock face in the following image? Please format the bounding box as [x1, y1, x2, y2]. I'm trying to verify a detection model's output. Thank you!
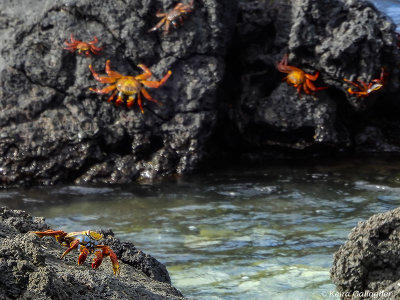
[276, 54, 327, 96]
[149, 0, 194, 36]
[343, 68, 386, 98]
[34, 229, 120, 276]
[64, 34, 102, 57]
[89, 60, 172, 113]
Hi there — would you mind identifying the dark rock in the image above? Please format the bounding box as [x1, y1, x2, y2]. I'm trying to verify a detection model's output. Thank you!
[331, 207, 400, 299]
[2, 0, 400, 186]
[0, 207, 186, 299]
[212, 0, 400, 159]
[0, 0, 238, 186]
[100, 228, 171, 284]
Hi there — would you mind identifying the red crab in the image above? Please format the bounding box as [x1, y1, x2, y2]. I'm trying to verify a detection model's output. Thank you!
[149, 0, 194, 36]
[64, 34, 102, 57]
[343, 68, 387, 98]
[276, 54, 328, 96]
[89, 60, 172, 113]
[34, 230, 120, 276]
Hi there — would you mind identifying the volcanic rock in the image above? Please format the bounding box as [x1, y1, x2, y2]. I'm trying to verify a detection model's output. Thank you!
[0, 0, 238, 186]
[0, 207, 186, 299]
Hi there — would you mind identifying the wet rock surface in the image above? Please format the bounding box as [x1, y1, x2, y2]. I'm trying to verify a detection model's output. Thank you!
[2, 0, 400, 186]
[0, 0, 237, 186]
[331, 207, 400, 299]
[211, 0, 400, 159]
[0, 207, 186, 299]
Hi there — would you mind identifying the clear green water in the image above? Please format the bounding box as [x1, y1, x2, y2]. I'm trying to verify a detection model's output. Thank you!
[1, 158, 400, 299]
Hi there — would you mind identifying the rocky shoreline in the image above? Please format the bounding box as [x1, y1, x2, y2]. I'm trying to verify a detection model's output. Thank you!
[0, 207, 186, 299]
[1, 0, 400, 186]
[331, 207, 400, 299]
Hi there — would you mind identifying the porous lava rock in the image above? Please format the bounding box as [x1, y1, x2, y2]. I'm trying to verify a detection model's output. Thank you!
[0, 207, 186, 299]
[2, 0, 400, 186]
[331, 207, 400, 299]
[0, 0, 238, 186]
[211, 0, 400, 158]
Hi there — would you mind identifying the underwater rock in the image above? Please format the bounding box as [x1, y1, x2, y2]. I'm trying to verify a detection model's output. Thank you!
[0, 0, 238, 185]
[0, 207, 186, 299]
[212, 0, 400, 157]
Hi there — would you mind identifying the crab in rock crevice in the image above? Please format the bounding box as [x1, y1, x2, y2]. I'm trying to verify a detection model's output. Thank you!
[276, 54, 328, 96]
[343, 68, 387, 98]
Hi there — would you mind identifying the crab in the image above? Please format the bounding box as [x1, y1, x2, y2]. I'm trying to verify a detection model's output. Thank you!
[89, 60, 172, 113]
[64, 34, 102, 57]
[277, 54, 328, 96]
[34, 229, 120, 276]
[343, 68, 387, 98]
[149, 0, 194, 36]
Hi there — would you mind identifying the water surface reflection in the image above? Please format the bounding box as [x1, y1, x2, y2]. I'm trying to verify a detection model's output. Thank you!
[1, 158, 400, 299]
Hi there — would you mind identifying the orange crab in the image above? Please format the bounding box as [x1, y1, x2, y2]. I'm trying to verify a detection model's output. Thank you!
[343, 68, 387, 98]
[277, 54, 327, 96]
[34, 229, 120, 276]
[64, 34, 102, 57]
[149, 0, 194, 36]
[89, 60, 172, 113]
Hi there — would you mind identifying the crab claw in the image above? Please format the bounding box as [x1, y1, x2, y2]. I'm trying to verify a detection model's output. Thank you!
[93, 246, 120, 276]
[34, 230, 67, 238]
[92, 250, 104, 270]
[34, 230, 68, 245]
[109, 250, 120, 276]
[78, 246, 89, 265]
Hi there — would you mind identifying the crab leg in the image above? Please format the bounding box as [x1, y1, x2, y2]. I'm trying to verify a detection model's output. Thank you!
[89, 84, 116, 94]
[70, 33, 77, 43]
[105, 60, 123, 78]
[88, 36, 99, 45]
[141, 89, 161, 105]
[137, 93, 144, 113]
[343, 78, 364, 91]
[107, 90, 118, 102]
[136, 64, 153, 80]
[306, 79, 327, 92]
[93, 245, 120, 276]
[92, 250, 104, 269]
[156, 11, 167, 18]
[64, 34, 77, 47]
[115, 93, 124, 105]
[305, 72, 319, 81]
[164, 20, 171, 35]
[60, 239, 80, 259]
[64, 47, 77, 52]
[303, 83, 311, 95]
[90, 46, 102, 54]
[127, 95, 136, 108]
[142, 70, 172, 88]
[34, 230, 67, 238]
[34, 230, 68, 244]
[89, 65, 117, 83]
[78, 246, 89, 265]
[149, 17, 167, 32]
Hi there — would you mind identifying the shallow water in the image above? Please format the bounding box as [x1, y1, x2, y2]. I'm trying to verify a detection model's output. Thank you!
[2, 2, 400, 299]
[372, 0, 400, 29]
[2, 158, 400, 299]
